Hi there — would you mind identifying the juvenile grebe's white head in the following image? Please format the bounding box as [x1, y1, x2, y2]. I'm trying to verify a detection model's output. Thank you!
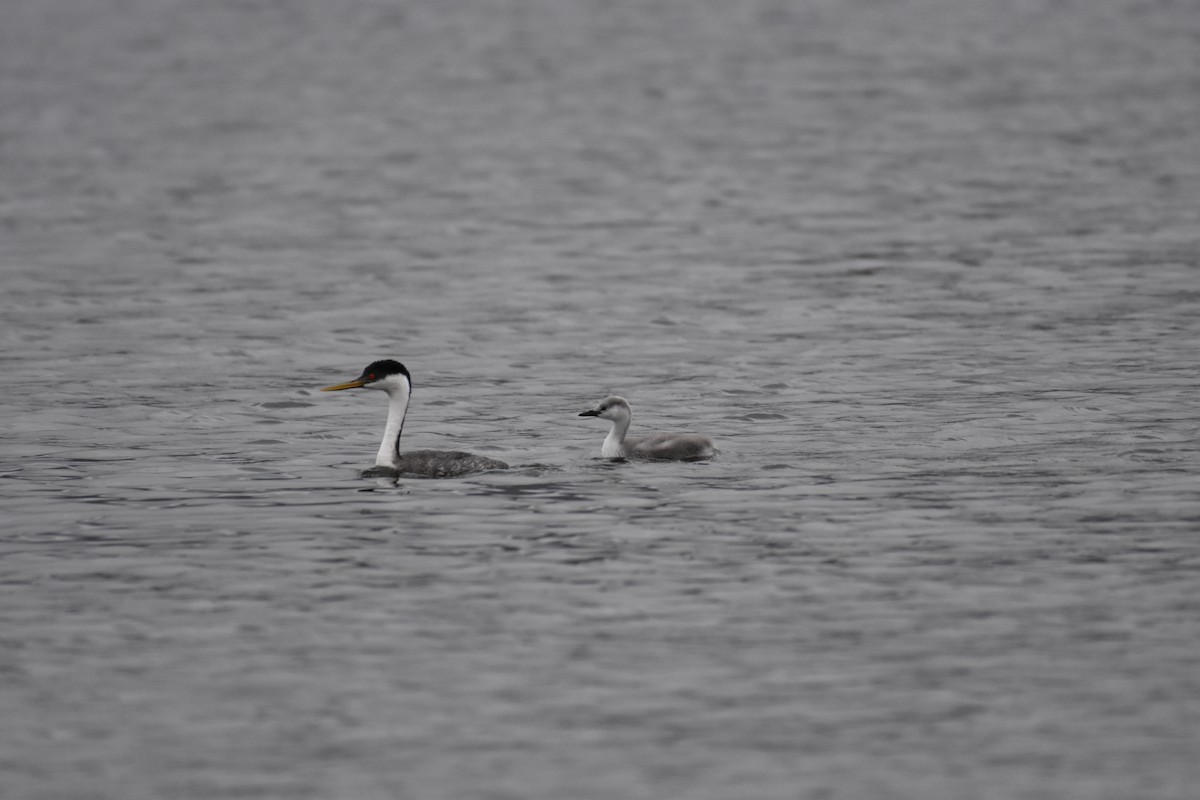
[578, 395, 631, 423]
[321, 359, 411, 395]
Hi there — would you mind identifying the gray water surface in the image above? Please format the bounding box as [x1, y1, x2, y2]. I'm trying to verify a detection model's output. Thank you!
[2, 1, 1200, 798]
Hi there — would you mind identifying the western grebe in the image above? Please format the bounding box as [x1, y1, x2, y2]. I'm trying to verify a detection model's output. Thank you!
[321, 359, 508, 478]
[579, 395, 716, 461]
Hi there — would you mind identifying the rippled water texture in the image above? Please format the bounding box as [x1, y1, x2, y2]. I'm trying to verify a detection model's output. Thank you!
[2, 0, 1199, 798]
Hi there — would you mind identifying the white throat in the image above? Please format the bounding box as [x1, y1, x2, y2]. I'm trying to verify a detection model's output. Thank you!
[376, 379, 410, 468]
[601, 415, 630, 458]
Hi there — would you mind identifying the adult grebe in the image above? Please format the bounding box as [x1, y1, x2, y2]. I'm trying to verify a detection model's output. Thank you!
[321, 359, 508, 478]
[579, 395, 716, 461]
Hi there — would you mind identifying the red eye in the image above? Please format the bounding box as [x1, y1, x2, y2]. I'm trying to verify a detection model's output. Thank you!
[367, 374, 376, 381]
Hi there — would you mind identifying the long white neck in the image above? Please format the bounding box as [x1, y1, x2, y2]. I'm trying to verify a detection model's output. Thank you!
[377, 381, 410, 468]
[601, 415, 630, 458]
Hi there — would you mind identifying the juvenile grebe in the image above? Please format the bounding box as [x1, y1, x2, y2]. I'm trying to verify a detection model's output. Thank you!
[579, 395, 716, 461]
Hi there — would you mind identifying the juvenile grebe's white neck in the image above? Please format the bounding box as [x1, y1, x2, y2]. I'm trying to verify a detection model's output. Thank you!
[601, 414, 631, 458]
